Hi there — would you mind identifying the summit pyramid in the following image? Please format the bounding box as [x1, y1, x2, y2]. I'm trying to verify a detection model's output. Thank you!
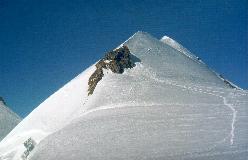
[0, 32, 247, 160]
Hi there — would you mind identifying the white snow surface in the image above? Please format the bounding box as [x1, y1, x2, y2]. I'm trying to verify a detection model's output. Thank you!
[0, 32, 247, 160]
[160, 35, 241, 90]
[0, 99, 21, 141]
[160, 35, 200, 62]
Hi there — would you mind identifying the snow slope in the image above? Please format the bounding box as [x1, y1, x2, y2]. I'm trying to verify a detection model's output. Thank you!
[0, 97, 21, 141]
[0, 32, 247, 160]
[160, 35, 200, 62]
[160, 35, 241, 89]
[0, 66, 95, 159]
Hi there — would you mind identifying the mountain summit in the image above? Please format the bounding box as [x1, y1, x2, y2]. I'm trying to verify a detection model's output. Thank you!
[0, 32, 247, 160]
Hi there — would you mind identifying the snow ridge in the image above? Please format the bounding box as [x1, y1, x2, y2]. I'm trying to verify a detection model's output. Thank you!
[160, 35, 240, 90]
[160, 35, 200, 63]
[1, 31, 246, 160]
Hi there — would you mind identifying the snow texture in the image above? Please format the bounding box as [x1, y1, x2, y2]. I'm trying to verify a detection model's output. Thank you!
[0, 98, 21, 141]
[160, 35, 241, 89]
[160, 35, 200, 62]
[0, 32, 247, 160]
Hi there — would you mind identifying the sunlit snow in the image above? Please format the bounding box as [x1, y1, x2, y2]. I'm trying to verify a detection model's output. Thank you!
[0, 32, 247, 160]
[0, 99, 21, 141]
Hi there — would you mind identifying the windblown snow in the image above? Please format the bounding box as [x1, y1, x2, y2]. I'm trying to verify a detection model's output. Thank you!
[0, 97, 21, 141]
[0, 32, 247, 160]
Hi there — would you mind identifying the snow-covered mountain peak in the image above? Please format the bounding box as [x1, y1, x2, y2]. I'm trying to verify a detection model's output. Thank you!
[116, 31, 153, 49]
[160, 35, 201, 61]
[0, 32, 247, 160]
[160, 35, 240, 90]
[121, 32, 235, 89]
[160, 35, 190, 52]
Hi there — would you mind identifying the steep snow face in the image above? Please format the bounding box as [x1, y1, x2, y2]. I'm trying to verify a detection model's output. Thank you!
[1, 32, 247, 160]
[160, 35, 240, 89]
[0, 97, 21, 141]
[0, 66, 96, 160]
[125, 32, 235, 88]
[160, 35, 200, 62]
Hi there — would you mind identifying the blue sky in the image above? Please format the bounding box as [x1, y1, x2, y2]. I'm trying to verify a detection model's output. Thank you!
[0, 0, 247, 117]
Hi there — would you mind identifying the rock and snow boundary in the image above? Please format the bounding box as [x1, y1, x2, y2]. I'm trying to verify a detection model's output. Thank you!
[88, 46, 136, 95]
[0, 32, 247, 160]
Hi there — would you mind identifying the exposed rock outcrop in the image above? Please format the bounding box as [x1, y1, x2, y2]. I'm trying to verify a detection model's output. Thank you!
[219, 75, 236, 89]
[0, 97, 6, 105]
[88, 46, 136, 95]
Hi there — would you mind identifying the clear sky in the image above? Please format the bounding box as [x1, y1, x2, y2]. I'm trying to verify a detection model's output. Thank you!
[0, 0, 247, 117]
